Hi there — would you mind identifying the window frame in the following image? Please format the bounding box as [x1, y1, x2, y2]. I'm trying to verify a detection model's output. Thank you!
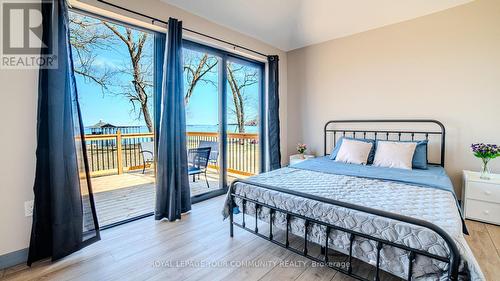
[68, 7, 267, 207]
[68, 8, 157, 229]
[183, 39, 266, 203]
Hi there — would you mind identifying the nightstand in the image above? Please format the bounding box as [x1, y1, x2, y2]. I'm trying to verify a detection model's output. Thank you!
[462, 170, 500, 225]
[289, 154, 315, 165]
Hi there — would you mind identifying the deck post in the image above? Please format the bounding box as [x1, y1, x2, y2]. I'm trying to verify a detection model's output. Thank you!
[116, 130, 123, 174]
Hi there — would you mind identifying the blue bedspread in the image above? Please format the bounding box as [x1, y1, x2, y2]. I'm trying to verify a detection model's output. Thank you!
[292, 156, 453, 192]
[291, 156, 468, 234]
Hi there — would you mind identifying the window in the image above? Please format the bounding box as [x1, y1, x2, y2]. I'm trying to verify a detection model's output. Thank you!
[183, 41, 264, 201]
[69, 11, 155, 227]
[68, 10, 266, 225]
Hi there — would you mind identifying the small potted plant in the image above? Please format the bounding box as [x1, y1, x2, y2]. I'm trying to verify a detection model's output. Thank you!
[471, 143, 499, 180]
[297, 143, 307, 159]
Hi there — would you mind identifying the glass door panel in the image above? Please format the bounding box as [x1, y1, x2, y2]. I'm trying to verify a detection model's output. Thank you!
[225, 58, 263, 184]
[182, 40, 264, 200]
[183, 47, 224, 197]
[69, 11, 155, 228]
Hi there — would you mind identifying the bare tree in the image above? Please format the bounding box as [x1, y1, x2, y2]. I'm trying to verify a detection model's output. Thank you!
[183, 57, 258, 134]
[183, 52, 218, 104]
[227, 62, 258, 133]
[101, 21, 153, 132]
[69, 13, 219, 132]
[69, 13, 257, 134]
[69, 14, 154, 132]
[69, 14, 115, 92]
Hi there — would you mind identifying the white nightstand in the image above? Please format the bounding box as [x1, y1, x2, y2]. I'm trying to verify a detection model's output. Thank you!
[462, 170, 500, 225]
[289, 154, 315, 165]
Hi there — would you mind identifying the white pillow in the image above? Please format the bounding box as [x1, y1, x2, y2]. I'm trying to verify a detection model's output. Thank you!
[373, 141, 417, 170]
[335, 139, 373, 165]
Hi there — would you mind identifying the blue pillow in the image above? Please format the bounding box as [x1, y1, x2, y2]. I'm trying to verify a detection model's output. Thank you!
[373, 140, 428, 169]
[411, 140, 428, 169]
[330, 137, 376, 164]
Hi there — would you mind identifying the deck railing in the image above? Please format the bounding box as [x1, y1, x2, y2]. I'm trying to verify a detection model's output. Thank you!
[84, 131, 259, 177]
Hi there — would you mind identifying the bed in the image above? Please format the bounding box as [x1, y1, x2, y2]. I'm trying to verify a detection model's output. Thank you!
[223, 120, 484, 281]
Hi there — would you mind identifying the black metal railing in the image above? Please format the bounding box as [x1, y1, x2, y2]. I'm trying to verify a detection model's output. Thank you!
[85, 131, 153, 175]
[84, 131, 259, 176]
[187, 132, 259, 176]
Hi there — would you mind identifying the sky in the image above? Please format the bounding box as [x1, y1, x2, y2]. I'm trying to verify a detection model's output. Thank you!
[70, 12, 260, 130]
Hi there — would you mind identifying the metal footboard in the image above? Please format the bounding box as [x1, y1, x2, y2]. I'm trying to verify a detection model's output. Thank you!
[228, 179, 460, 281]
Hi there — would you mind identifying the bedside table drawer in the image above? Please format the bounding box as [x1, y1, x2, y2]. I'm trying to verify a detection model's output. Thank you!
[466, 199, 500, 225]
[466, 181, 500, 203]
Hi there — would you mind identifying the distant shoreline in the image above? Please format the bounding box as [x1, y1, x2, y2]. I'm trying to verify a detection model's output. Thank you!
[84, 124, 259, 134]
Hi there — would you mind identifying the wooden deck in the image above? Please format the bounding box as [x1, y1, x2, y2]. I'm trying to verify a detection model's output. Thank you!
[88, 169, 225, 227]
[2, 196, 499, 281]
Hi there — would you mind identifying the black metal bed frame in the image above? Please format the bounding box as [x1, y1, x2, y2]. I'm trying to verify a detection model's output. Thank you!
[229, 119, 460, 280]
[324, 119, 446, 167]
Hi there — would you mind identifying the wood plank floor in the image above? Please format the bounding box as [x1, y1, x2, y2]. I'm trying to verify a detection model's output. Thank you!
[2, 196, 499, 281]
[463, 220, 500, 280]
[86, 170, 225, 227]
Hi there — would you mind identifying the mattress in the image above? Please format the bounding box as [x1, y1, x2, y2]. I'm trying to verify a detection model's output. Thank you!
[223, 165, 484, 280]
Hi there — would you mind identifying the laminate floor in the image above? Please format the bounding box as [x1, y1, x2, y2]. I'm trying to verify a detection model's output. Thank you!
[1, 196, 499, 281]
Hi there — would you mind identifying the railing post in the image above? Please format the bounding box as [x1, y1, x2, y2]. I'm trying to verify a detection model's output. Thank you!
[116, 129, 123, 175]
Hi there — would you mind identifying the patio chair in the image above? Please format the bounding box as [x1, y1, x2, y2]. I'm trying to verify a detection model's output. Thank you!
[187, 147, 211, 188]
[198, 140, 219, 168]
[139, 141, 154, 174]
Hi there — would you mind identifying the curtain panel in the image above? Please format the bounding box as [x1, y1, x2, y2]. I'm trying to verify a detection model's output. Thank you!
[28, 0, 100, 265]
[155, 18, 191, 221]
[154, 32, 166, 156]
[267, 55, 281, 170]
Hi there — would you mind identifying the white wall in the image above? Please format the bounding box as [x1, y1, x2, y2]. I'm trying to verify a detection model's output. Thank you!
[287, 0, 500, 195]
[0, 69, 38, 257]
[0, 0, 39, 257]
[0, 0, 287, 258]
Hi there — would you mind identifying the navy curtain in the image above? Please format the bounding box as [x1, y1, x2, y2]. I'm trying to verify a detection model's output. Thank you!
[154, 32, 166, 156]
[155, 18, 191, 221]
[267, 55, 281, 170]
[28, 0, 99, 265]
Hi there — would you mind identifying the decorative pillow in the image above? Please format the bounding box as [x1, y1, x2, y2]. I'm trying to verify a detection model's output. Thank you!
[334, 139, 374, 165]
[330, 137, 376, 163]
[377, 140, 428, 169]
[373, 141, 418, 170]
[411, 140, 428, 169]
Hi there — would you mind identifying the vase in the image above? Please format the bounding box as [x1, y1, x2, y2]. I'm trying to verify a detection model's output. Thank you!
[480, 158, 491, 180]
[299, 153, 305, 159]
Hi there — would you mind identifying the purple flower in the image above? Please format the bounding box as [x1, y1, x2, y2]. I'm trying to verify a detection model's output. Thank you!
[472, 143, 500, 159]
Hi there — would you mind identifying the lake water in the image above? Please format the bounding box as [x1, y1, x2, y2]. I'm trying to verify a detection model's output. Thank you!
[85, 124, 258, 134]
[187, 124, 258, 133]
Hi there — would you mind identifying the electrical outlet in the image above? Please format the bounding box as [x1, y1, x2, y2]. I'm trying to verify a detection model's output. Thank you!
[24, 200, 34, 217]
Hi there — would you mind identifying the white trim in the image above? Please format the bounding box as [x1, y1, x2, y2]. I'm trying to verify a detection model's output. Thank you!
[69, 0, 166, 33]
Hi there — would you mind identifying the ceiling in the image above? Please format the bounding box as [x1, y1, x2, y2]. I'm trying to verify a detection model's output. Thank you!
[161, 0, 473, 51]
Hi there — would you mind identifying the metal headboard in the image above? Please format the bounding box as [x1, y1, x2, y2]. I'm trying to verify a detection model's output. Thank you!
[324, 119, 446, 167]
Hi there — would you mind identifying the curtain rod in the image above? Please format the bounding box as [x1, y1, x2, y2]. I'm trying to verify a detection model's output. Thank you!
[96, 0, 270, 58]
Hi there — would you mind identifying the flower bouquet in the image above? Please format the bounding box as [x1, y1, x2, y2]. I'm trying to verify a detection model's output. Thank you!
[297, 143, 307, 158]
[471, 143, 499, 180]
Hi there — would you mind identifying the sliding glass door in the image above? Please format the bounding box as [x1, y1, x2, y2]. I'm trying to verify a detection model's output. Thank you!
[69, 11, 156, 228]
[183, 41, 264, 199]
[183, 47, 223, 197]
[68, 9, 264, 227]
[226, 58, 263, 184]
